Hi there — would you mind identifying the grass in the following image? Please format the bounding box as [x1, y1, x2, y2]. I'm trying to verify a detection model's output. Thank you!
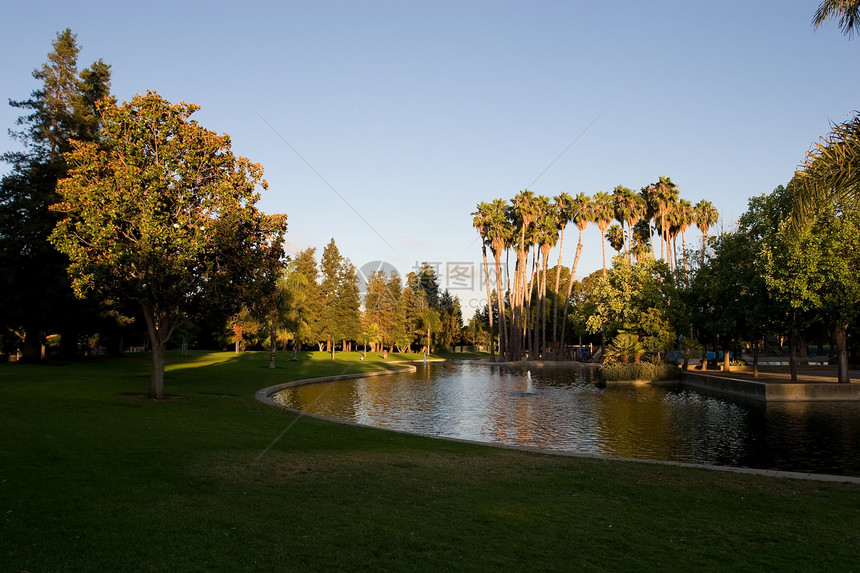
[1, 350, 858, 571]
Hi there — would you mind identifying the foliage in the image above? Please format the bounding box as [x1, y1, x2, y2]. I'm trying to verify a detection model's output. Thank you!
[0, 29, 113, 359]
[598, 361, 681, 382]
[49, 92, 287, 397]
[812, 0, 860, 37]
[603, 331, 644, 364]
[585, 254, 676, 344]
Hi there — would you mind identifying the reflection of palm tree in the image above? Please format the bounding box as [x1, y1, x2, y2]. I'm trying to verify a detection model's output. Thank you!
[592, 191, 614, 274]
[813, 0, 860, 37]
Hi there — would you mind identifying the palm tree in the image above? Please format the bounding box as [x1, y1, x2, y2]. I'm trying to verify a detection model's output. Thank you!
[472, 202, 495, 359]
[606, 224, 625, 256]
[591, 191, 614, 274]
[795, 113, 860, 227]
[507, 191, 538, 360]
[675, 198, 694, 277]
[640, 184, 661, 257]
[486, 198, 511, 361]
[813, 0, 860, 37]
[533, 204, 559, 356]
[653, 176, 680, 262]
[551, 192, 574, 350]
[525, 195, 552, 358]
[695, 199, 719, 265]
[558, 193, 592, 352]
[612, 185, 640, 259]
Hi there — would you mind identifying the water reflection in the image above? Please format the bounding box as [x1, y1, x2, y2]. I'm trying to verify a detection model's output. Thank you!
[274, 362, 860, 476]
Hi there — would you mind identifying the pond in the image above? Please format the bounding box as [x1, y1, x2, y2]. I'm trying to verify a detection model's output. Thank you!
[273, 361, 860, 477]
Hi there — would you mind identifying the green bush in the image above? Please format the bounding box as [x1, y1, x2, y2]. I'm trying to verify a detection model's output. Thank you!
[598, 361, 681, 382]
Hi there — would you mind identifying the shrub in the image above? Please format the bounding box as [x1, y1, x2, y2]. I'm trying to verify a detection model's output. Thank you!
[598, 361, 681, 382]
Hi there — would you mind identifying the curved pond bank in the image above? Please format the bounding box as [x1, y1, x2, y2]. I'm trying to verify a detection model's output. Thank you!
[258, 361, 860, 482]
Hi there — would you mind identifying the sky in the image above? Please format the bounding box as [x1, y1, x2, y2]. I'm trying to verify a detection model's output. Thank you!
[2, 0, 858, 318]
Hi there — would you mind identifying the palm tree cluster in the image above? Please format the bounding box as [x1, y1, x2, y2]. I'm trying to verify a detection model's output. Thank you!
[472, 179, 718, 361]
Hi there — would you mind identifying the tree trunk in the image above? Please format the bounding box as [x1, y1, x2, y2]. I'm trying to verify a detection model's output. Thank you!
[559, 234, 584, 356]
[552, 227, 565, 351]
[481, 245, 495, 361]
[148, 340, 166, 399]
[493, 252, 508, 362]
[722, 347, 731, 373]
[752, 340, 760, 379]
[21, 328, 42, 362]
[835, 323, 850, 384]
[140, 303, 175, 400]
[789, 331, 798, 382]
[268, 325, 277, 369]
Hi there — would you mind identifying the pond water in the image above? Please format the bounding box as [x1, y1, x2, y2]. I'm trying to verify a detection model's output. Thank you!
[274, 361, 860, 477]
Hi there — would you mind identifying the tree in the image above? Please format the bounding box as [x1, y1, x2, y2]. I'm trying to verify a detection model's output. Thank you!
[585, 255, 676, 357]
[0, 29, 113, 360]
[551, 192, 574, 349]
[813, 0, 860, 37]
[763, 190, 860, 384]
[438, 291, 464, 350]
[419, 308, 441, 354]
[652, 176, 680, 263]
[558, 192, 592, 350]
[690, 228, 773, 376]
[674, 198, 695, 278]
[606, 224, 625, 255]
[328, 261, 362, 357]
[472, 202, 496, 359]
[361, 323, 381, 358]
[695, 199, 719, 265]
[486, 198, 511, 360]
[50, 92, 287, 398]
[532, 200, 559, 356]
[293, 247, 321, 348]
[269, 262, 310, 365]
[592, 191, 614, 275]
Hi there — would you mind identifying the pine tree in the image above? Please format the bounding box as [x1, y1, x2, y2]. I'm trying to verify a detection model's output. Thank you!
[0, 29, 113, 360]
[293, 247, 322, 349]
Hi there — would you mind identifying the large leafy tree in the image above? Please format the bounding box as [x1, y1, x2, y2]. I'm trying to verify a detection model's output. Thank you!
[50, 92, 287, 398]
[585, 255, 676, 355]
[0, 29, 113, 359]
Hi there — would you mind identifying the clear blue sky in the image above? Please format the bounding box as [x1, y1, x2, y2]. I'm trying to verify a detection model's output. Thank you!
[2, 1, 858, 317]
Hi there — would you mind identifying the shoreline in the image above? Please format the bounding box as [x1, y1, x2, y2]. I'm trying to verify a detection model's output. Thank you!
[255, 359, 860, 483]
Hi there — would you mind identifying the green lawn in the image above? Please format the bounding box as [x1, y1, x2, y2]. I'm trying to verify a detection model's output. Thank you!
[1, 350, 858, 571]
